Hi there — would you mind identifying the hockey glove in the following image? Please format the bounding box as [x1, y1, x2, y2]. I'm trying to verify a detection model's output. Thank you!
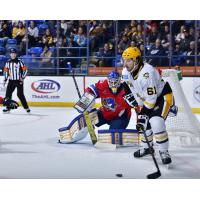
[168, 104, 178, 117]
[123, 93, 138, 108]
[136, 115, 149, 134]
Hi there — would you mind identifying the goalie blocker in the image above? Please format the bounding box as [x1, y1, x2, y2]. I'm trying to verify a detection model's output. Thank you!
[74, 92, 96, 113]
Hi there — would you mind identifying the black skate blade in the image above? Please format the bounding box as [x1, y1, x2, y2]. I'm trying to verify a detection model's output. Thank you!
[147, 170, 161, 179]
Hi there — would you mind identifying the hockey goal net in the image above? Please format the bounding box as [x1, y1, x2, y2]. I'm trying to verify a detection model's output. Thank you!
[161, 69, 200, 147]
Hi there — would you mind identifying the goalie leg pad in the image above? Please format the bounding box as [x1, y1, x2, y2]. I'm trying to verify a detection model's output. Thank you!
[98, 129, 139, 146]
[58, 114, 87, 143]
[58, 109, 99, 144]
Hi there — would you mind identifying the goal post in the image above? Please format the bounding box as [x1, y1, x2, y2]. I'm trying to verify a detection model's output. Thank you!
[161, 69, 200, 146]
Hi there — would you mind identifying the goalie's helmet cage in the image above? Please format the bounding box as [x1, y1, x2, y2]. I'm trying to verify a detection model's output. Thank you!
[107, 71, 121, 94]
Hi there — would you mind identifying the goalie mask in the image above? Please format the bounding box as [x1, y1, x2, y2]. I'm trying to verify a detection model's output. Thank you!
[122, 47, 142, 73]
[107, 71, 121, 94]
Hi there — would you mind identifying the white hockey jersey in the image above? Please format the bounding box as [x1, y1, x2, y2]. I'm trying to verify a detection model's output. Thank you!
[121, 62, 165, 109]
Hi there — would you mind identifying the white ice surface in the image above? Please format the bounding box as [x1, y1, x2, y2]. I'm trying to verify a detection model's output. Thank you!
[1, 107, 200, 179]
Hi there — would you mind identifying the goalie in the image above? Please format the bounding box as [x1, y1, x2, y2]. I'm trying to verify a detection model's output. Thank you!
[59, 71, 139, 144]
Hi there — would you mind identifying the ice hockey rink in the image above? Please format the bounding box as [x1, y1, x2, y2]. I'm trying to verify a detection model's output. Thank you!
[0, 107, 200, 179]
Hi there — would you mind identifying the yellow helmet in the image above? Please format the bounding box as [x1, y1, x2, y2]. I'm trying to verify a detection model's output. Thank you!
[122, 47, 141, 60]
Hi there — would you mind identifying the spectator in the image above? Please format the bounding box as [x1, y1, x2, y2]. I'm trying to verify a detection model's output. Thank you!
[118, 35, 130, 51]
[175, 25, 186, 43]
[159, 20, 169, 32]
[184, 41, 195, 66]
[97, 43, 114, 67]
[89, 21, 103, 51]
[12, 21, 25, 44]
[66, 35, 79, 67]
[40, 44, 53, 75]
[179, 28, 194, 52]
[147, 25, 160, 45]
[40, 44, 52, 63]
[129, 26, 137, 41]
[0, 22, 12, 39]
[172, 44, 184, 66]
[172, 20, 186, 36]
[54, 28, 64, 47]
[189, 27, 195, 39]
[132, 23, 144, 45]
[46, 20, 56, 36]
[39, 28, 54, 47]
[139, 43, 145, 56]
[74, 27, 87, 47]
[119, 26, 130, 39]
[101, 21, 114, 43]
[12, 20, 25, 27]
[147, 38, 166, 66]
[28, 21, 39, 47]
[60, 20, 68, 35]
[129, 20, 138, 29]
[160, 25, 169, 41]
[130, 40, 137, 48]
[57, 36, 67, 75]
[161, 33, 170, 51]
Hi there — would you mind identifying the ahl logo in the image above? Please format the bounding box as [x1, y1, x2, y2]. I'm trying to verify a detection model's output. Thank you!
[31, 79, 60, 94]
[194, 85, 200, 102]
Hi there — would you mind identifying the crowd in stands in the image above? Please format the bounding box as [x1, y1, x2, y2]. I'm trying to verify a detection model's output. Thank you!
[0, 20, 200, 75]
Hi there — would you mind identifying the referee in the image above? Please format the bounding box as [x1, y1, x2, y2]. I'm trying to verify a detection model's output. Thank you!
[3, 48, 30, 113]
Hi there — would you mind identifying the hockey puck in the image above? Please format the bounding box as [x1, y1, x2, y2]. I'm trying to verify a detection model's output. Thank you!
[116, 173, 123, 177]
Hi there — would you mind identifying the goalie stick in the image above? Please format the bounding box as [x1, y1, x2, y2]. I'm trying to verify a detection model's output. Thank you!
[69, 64, 97, 144]
[69, 63, 116, 149]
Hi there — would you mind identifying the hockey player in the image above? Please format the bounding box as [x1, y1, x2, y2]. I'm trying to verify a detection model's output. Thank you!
[122, 47, 174, 165]
[84, 71, 132, 129]
[59, 71, 137, 144]
[0, 96, 19, 110]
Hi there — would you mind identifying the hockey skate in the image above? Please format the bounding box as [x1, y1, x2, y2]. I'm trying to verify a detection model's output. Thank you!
[134, 146, 155, 158]
[3, 108, 10, 114]
[26, 108, 31, 113]
[159, 150, 172, 168]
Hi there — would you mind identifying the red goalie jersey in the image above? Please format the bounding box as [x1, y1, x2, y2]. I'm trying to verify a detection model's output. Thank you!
[85, 79, 131, 121]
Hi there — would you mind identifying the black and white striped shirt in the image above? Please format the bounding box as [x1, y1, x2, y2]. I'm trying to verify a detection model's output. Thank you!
[4, 58, 28, 81]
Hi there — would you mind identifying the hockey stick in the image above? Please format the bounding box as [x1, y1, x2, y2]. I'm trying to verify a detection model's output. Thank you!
[68, 63, 82, 99]
[143, 129, 161, 179]
[68, 63, 97, 144]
